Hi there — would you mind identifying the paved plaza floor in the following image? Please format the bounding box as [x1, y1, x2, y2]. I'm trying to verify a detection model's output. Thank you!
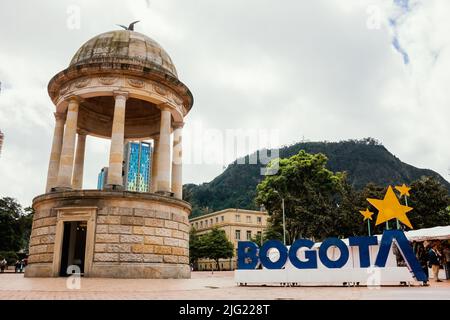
[0, 271, 449, 300]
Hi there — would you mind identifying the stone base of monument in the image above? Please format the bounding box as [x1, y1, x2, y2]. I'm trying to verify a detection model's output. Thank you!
[25, 190, 191, 279]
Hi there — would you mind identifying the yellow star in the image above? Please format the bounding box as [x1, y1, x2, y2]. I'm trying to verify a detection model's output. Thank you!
[359, 208, 374, 221]
[367, 186, 414, 229]
[395, 184, 411, 197]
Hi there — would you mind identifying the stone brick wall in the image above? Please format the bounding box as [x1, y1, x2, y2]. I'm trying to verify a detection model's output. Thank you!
[93, 206, 189, 265]
[28, 207, 57, 265]
[26, 191, 191, 278]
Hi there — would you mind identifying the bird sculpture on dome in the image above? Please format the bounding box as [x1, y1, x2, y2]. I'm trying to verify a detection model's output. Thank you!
[117, 20, 140, 31]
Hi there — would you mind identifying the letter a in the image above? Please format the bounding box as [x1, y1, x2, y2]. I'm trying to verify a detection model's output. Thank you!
[375, 230, 427, 282]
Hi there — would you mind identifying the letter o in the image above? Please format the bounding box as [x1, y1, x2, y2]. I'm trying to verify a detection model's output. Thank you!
[319, 238, 349, 268]
[289, 239, 317, 269]
[259, 240, 288, 269]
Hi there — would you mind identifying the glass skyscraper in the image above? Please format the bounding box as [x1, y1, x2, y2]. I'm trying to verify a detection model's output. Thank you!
[97, 167, 108, 190]
[123, 141, 152, 192]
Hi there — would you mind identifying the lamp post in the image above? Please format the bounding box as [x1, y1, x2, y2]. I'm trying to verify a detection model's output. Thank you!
[259, 204, 265, 246]
[281, 197, 286, 245]
[274, 191, 286, 245]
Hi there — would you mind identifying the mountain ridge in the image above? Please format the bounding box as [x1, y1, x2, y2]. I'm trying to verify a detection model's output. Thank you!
[183, 138, 450, 218]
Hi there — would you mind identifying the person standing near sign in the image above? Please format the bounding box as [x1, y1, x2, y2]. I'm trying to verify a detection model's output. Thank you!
[443, 243, 450, 280]
[428, 243, 442, 282]
[0, 258, 7, 273]
[416, 243, 429, 285]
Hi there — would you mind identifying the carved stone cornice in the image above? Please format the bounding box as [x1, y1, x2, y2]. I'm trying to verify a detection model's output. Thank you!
[113, 91, 129, 100]
[66, 95, 82, 104]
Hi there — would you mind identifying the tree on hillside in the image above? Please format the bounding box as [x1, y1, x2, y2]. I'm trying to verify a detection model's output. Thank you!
[184, 139, 450, 218]
[408, 176, 450, 229]
[255, 150, 347, 242]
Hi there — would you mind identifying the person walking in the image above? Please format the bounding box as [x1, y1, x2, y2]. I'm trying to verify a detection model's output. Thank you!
[14, 260, 21, 273]
[428, 243, 442, 282]
[443, 243, 450, 280]
[0, 258, 7, 273]
[416, 243, 429, 285]
[19, 259, 25, 273]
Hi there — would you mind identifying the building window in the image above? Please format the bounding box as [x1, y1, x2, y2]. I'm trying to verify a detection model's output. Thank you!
[257, 217, 262, 224]
[246, 230, 252, 240]
[257, 231, 262, 238]
[246, 216, 251, 223]
[200, 221, 203, 228]
[205, 220, 208, 227]
[210, 218, 213, 225]
[221, 216, 224, 222]
[235, 230, 241, 240]
[216, 217, 219, 223]
[235, 215, 240, 222]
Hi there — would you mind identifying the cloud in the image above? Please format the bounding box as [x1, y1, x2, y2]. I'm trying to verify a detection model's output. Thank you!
[0, 0, 449, 206]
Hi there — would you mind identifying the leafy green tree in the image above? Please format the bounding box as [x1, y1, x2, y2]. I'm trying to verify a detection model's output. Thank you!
[250, 231, 266, 246]
[201, 228, 234, 271]
[262, 217, 284, 242]
[0, 197, 33, 252]
[330, 180, 364, 237]
[189, 228, 205, 270]
[20, 207, 34, 250]
[408, 176, 450, 229]
[336, 177, 450, 235]
[256, 150, 347, 242]
[189, 227, 234, 271]
[350, 178, 450, 232]
[353, 183, 391, 235]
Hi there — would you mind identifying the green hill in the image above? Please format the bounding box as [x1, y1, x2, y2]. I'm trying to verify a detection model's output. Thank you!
[183, 138, 450, 218]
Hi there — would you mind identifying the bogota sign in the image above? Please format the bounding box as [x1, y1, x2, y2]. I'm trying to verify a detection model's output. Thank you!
[235, 185, 427, 286]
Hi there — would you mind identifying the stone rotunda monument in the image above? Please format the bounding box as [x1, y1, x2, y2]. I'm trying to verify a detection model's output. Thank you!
[25, 27, 193, 278]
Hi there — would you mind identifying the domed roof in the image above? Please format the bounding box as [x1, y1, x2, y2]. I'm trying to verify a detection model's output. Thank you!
[69, 30, 178, 78]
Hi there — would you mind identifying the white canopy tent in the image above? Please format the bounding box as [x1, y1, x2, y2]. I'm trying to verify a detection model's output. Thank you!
[404, 226, 450, 242]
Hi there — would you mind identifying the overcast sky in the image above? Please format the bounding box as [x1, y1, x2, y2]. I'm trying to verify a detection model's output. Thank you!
[0, 0, 449, 206]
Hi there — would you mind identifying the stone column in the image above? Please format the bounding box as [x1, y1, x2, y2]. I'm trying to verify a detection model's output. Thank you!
[156, 106, 172, 193]
[106, 91, 128, 189]
[171, 122, 184, 199]
[56, 97, 80, 190]
[45, 112, 66, 193]
[71, 132, 87, 189]
[150, 137, 159, 193]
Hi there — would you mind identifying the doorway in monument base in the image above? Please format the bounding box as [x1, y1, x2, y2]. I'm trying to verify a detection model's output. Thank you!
[59, 221, 87, 277]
